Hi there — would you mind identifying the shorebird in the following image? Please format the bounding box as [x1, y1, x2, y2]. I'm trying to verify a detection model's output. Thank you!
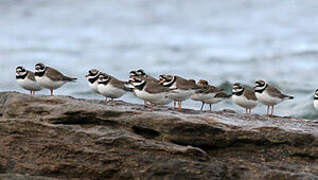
[34, 63, 77, 96]
[16, 66, 42, 95]
[254, 80, 293, 118]
[232, 82, 257, 114]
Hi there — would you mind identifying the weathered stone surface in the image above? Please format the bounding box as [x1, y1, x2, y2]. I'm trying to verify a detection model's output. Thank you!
[0, 174, 56, 180]
[0, 92, 318, 179]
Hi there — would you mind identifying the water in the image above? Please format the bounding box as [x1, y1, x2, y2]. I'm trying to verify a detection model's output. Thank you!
[1, 0, 318, 119]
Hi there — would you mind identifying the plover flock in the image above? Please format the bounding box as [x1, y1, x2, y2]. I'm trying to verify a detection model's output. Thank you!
[16, 63, 299, 118]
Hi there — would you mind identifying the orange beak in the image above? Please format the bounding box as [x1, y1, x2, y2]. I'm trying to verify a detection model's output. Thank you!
[85, 74, 89, 78]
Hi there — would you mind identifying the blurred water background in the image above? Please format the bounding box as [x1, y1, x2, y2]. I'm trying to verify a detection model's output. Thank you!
[1, 0, 318, 119]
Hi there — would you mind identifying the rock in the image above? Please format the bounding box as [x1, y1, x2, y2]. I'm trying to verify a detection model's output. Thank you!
[0, 92, 318, 179]
[0, 174, 56, 180]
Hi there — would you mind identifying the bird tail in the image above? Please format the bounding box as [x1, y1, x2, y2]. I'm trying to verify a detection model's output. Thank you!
[63, 76, 77, 82]
[284, 95, 294, 100]
[66, 77, 77, 82]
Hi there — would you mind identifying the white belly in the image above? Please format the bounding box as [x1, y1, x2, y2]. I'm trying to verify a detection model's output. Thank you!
[255, 91, 282, 106]
[35, 76, 66, 90]
[191, 93, 208, 102]
[168, 89, 194, 101]
[204, 96, 223, 104]
[134, 89, 172, 105]
[88, 81, 99, 93]
[314, 100, 318, 111]
[16, 78, 42, 91]
[232, 95, 257, 109]
[97, 83, 126, 99]
[191, 93, 222, 104]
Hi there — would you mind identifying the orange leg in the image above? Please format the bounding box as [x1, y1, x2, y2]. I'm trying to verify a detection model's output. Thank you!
[50, 89, 54, 96]
[266, 106, 270, 119]
[150, 103, 153, 112]
[271, 106, 274, 117]
[178, 101, 182, 111]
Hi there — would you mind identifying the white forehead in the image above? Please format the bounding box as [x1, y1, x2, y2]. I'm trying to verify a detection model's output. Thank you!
[132, 80, 145, 86]
[232, 88, 243, 93]
[89, 73, 99, 78]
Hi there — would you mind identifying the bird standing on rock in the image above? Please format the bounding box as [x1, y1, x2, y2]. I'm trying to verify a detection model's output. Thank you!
[16, 66, 42, 95]
[191, 80, 231, 111]
[129, 69, 159, 106]
[85, 69, 101, 94]
[254, 80, 293, 118]
[97, 72, 130, 103]
[34, 63, 77, 96]
[159, 74, 199, 111]
[232, 82, 258, 114]
[314, 89, 318, 111]
[129, 76, 173, 112]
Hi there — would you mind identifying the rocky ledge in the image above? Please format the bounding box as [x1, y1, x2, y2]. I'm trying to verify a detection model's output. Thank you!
[0, 92, 318, 179]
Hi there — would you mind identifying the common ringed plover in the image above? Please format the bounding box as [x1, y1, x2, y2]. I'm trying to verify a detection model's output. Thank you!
[129, 76, 173, 112]
[232, 83, 257, 114]
[16, 66, 42, 95]
[254, 80, 293, 118]
[97, 73, 130, 103]
[159, 74, 199, 111]
[314, 89, 318, 111]
[191, 80, 231, 111]
[34, 63, 77, 96]
[129, 69, 159, 106]
[85, 69, 101, 94]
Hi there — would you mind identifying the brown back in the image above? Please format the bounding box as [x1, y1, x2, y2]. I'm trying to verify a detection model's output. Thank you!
[46, 67, 76, 81]
[244, 88, 257, 100]
[175, 76, 198, 90]
[27, 70, 36, 81]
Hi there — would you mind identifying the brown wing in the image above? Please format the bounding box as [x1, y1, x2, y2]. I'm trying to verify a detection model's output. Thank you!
[175, 76, 198, 90]
[244, 88, 257, 100]
[267, 85, 289, 99]
[146, 75, 159, 82]
[46, 67, 76, 81]
[215, 91, 231, 98]
[27, 70, 36, 81]
[207, 85, 222, 93]
[109, 76, 126, 89]
[145, 80, 171, 94]
[196, 85, 222, 94]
